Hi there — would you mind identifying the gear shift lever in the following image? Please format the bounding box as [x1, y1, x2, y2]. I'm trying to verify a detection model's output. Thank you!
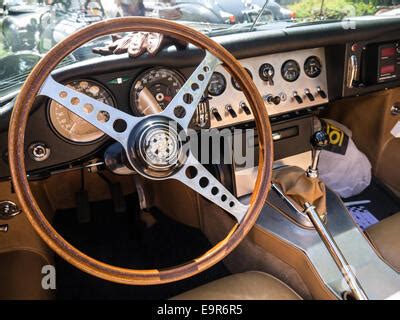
[306, 130, 330, 179]
[272, 129, 329, 222]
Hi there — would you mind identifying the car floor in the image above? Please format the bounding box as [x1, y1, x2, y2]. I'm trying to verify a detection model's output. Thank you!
[343, 178, 400, 225]
[52, 194, 230, 300]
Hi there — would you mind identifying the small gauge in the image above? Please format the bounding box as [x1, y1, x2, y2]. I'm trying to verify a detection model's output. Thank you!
[304, 56, 322, 78]
[231, 68, 252, 91]
[48, 80, 115, 143]
[281, 60, 301, 82]
[208, 72, 227, 96]
[259, 63, 275, 82]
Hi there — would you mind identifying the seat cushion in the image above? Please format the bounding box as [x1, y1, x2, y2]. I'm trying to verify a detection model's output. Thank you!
[365, 213, 400, 272]
[0, 250, 54, 300]
[172, 271, 302, 300]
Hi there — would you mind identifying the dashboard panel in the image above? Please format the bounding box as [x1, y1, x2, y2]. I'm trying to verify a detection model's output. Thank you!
[207, 47, 329, 128]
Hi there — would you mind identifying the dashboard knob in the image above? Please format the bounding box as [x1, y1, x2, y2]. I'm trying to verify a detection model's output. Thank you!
[293, 91, 303, 104]
[239, 101, 251, 115]
[211, 108, 222, 121]
[305, 89, 315, 101]
[317, 87, 327, 99]
[225, 104, 237, 118]
[266, 95, 281, 105]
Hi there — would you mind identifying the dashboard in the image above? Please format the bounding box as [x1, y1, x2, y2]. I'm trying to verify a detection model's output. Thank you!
[45, 47, 328, 144]
[1, 17, 400, 180]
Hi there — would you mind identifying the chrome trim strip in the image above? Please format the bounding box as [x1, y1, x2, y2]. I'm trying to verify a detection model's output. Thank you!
[304, 202, 368, 300]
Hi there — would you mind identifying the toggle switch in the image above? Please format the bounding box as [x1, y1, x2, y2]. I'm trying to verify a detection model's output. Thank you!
[305, 89, 315, 101]
[317, 86, 327, 99]
[239, 101, 251, 115]
[225, 104, 237, 118]
[293, 91, 303, 104]
[211, 108, 222, 121]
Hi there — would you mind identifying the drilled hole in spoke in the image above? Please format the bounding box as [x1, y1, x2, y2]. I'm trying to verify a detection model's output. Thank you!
[59, 91, 68, 98]
[183, 93, 193, 104]
[199, 177, 209, 188]
[211, 187, 219, 195]
[71, 97, 80, 105]
[191, 83, 199, 91]
[203, 66, 210, 72]
[185, 166, 198, 179]
[198, 74, 205, 81]
[229, 201, 235, 208]
[113, 119, 127, 133]
[221, 195, 227, 202]
[97, 111, 110, 123]
[174, 106, 186, 119]
[83, 103, 93, 113]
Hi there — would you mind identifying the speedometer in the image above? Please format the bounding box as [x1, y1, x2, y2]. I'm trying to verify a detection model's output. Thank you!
[131, 68, 185, 115]
[48, 80, 115, 143]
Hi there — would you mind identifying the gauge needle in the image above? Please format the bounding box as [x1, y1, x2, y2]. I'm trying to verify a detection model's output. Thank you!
[138, 87, 163, 115]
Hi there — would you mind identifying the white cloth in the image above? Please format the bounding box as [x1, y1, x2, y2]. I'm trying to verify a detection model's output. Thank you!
[318, 119, 372, 198]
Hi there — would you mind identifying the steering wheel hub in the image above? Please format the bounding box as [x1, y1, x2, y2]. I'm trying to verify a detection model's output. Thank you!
[127, 116, 186, 179]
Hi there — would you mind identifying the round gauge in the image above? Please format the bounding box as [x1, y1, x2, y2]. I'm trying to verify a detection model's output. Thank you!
[304, 56, 322, 78]
[48, 80, 115, 143]
[208, 72, 227, 96]
[281, 60, 301, 82]
[231, 68, 252, 91]
[131, 68, 185, 115]
[259, 63, 275, 82]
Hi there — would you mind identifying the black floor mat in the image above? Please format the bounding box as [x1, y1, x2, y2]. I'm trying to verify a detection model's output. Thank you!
[343, 178, 400, 221]
[52, 194, 230, 300]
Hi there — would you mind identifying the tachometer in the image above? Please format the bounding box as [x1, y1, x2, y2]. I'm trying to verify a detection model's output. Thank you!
[48, 80, 115, 143]
[131, 68, 185, 115]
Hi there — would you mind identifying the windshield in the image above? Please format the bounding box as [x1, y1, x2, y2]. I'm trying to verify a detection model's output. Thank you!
[0, 0, 399, 101]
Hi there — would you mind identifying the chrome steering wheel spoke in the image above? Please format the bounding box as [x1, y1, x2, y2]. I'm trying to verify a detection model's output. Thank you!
[172, 152, 249, 223]
[161, 51, 221, 130]
[39, 76, 142, 149]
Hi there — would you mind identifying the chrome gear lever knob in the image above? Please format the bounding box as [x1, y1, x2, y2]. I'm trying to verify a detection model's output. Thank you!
[307, 130, 330, 178]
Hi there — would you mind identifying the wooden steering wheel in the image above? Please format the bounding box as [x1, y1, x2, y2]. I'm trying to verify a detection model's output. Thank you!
[8, 17, 273, 285]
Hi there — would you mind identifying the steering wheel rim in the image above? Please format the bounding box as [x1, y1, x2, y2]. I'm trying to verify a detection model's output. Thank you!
[8, 17, 273, 285]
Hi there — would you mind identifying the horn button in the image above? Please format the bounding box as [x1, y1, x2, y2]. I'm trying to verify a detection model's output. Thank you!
[127, 116, 186, 179]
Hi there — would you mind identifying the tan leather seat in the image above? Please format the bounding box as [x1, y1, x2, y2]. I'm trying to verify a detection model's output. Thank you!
[365, 213, 400, 272]
[0, 250, 53, 300]
[172, 271, 302, 300]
